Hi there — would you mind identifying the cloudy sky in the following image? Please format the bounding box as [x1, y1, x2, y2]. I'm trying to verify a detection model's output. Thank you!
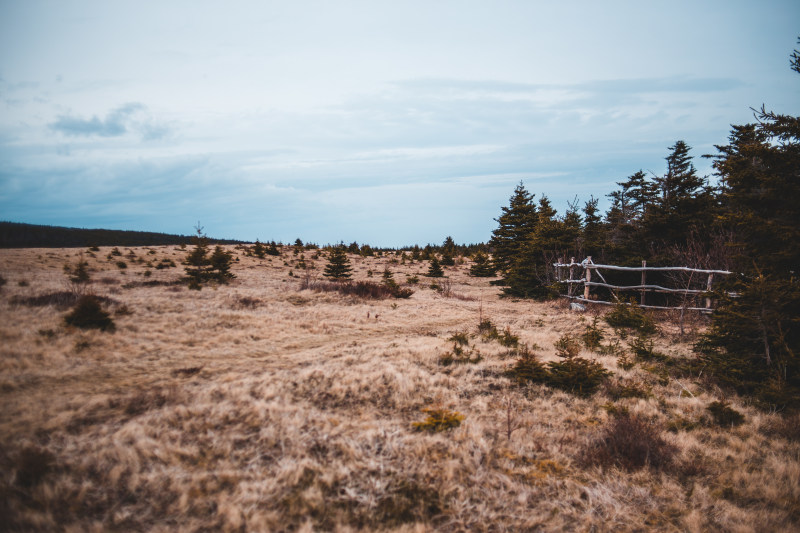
[1, 1, 798, 246]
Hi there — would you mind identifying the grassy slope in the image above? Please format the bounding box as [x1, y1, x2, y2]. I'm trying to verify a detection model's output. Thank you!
[0, 246, 798, 532]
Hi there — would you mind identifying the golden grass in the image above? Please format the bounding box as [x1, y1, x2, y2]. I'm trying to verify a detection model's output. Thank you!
[1, 245, 798, 531]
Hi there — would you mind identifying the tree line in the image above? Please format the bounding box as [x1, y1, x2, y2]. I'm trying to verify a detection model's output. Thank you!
[487, 39, 800, 409]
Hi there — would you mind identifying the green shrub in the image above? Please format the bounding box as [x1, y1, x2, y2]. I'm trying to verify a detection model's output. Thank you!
[506, 345, 548, 384]
[604, 303, 657, 336]
[628, 335, 668, 362]
[582, 318, 604, 350]
[64, 295, 115, 332]
[448, 331, 470, 346]
[438, 343, 481, 366]
[545, 334, 611, 397]
[412, 408, 464, 432]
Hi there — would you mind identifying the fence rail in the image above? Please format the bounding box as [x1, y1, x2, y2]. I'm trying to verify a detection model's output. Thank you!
[553, 257, 733, 311]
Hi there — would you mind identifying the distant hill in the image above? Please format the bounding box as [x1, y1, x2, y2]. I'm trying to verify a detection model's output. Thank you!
[0, 221, 244, 248]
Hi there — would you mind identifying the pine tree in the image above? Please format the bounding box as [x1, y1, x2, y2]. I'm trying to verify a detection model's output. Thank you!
[209, 246, 234, 283]
[469, 251, 496, 277]
[323, 246, 353, 281]
[440, 236, 456, 266]
[698, 39, 800, 408]
[185, 225, 211, 289]
[426, 257, 444, 278]
[252, 239, 266, 258]
[489, 183, 537, 275]
[266, 241, 281, 256]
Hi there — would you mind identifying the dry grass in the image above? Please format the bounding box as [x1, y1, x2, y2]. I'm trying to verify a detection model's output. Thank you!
[1, 246, 799, 531]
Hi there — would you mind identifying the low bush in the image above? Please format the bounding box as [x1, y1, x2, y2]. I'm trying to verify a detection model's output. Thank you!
[64, 294, 115, 332]
[605, 379, 651, 400]
[582, 318, 604, 350]
[300, 278, 412, 299]
[506, 345, 548, 384]
[604, 303, 658, 336]
[438, 343, 482, 366]
[581, 413, 677, 471]
[545, 356, 611, 397]
[412, 408, 464, 432]
[706, 400, 745, 427]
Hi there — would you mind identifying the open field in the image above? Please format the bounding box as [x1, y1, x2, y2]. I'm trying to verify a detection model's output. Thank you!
[1, 245, 799, 532]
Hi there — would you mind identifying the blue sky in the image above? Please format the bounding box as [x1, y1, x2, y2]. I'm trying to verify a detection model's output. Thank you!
[1, 1, 798, 246]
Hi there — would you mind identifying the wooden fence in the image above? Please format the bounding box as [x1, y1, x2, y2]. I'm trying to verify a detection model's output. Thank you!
[552, 257, 733, 311]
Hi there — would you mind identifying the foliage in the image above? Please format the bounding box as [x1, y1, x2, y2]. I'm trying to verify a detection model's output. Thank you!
[506, 345, 548, 384]
[543, 334, 612, 397]
[438, 343, 482, 366]
[489, 182, 537, 275]
[412, 408, 464, 432]
[426, 257, 444, 278]
[184, 226, 235, 289]
[696, 46, 800, 408]
[582, 317, 604, 350]
[604, 303, 657, 336]
[469, 251, 496, 277]
[64, 294, 115, 332]
[323, 246, 353, 281]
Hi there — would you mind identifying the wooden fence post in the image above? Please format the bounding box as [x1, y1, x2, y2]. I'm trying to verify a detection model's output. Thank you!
[583, 256, 592, 300]
[705, 273, 714, 310]
[640, 260, 646, 306]
[568, 257, 575, 297]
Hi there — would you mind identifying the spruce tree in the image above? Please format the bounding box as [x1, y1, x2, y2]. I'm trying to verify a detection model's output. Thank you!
[489, 182, 537, 275]
[323, 246, 353, 281]
[185, 225, 211, 289]
[426, 257, 444, 278]
[209, 246, 235, 283]
[252, 239, 265, 258]
[469, 251, 496, 277]
[698, 39, 800, 408]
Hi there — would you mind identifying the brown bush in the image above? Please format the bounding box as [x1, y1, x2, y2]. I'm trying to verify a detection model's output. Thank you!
[581, 414, 677, 471]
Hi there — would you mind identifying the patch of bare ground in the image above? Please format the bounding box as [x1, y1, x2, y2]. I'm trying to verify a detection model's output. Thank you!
[1, 246, 798, 531]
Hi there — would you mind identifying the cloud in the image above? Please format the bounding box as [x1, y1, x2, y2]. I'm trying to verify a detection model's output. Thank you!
[49, 102, 169, 140]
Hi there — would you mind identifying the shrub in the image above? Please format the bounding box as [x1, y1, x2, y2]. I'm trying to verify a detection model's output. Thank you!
[64, 295, 115, 331]
[438, 343, 481, 366]
[0, 274, 7, 289]
[506, 345, 548, 384]
[544, 334, 611, 397]
[412, 408, 464, 432]
[604, 303, 657, 336]
[581, 414, 677, 471]
[448, 331, 470, 346]
[628, 335, 668, 362]
[469, 251, 496, 277]
[582, 318, 604, 350]
[426, 257, 444, 278]
[605, 379, 651, 400]
[115, 260, 127, 269]
[706, 400, 745, 427]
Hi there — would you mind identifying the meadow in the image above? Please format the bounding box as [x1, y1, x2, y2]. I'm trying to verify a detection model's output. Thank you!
[1, 245, 798, 532]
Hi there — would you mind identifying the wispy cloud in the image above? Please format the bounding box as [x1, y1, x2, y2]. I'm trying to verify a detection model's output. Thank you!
[49, 103, 169, 140]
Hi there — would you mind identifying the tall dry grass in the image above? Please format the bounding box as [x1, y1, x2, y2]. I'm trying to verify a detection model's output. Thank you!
[0, 246, 798, 531]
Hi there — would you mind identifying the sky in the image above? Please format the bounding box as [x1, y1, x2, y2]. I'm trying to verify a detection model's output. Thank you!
[1, 1, 798, 247]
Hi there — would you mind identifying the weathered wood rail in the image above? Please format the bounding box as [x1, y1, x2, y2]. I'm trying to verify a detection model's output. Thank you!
[553, 257, 733, 311]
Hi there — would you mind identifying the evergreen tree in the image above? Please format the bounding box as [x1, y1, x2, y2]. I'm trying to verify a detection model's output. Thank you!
[426, 257, 444, 278]
[185, 225, 211, 289]
[699, 39, 800, 408]
[469, 251, 496, 277]
[582, 196, 606, 259]
[644, 141, 715, 253]
[252, 239, 266, 258]
[209, 246, 234, 283]
[266, 241, 281, 256]
[489, 182, 537, 275]
[323, 246, 353, 281]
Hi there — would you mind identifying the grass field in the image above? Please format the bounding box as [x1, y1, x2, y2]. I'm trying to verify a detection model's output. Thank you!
[1, 245, 798, 532]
